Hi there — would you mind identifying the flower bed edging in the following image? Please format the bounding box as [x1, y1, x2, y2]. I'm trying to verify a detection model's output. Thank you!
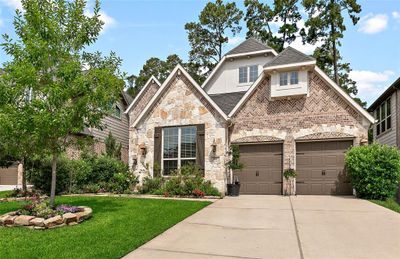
[0, 206, 92, 230]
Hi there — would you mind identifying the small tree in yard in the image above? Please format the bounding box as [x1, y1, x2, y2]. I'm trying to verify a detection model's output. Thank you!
[345, 144, 400, 200]
[1, 0, 124, 206]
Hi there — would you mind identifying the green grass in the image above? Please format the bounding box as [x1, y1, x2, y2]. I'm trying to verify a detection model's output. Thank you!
[0, 196, 210, 258]
[0, 190, 12, 198]
[370, 197, 400, 213]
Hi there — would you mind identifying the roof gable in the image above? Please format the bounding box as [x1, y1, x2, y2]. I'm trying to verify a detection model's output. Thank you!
[125, 76, 161, 114]
[225, 38, 272, 56]
[131, 65, 228, 127]
[264, 46, 315, 69]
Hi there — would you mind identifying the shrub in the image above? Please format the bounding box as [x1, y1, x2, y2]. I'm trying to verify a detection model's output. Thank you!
[27, 155, 72, 195]
[140, 177, 164, 194]
[87, 155, 129, 183]
[346, 144, 400, 200]
[83, 183, 101, 194]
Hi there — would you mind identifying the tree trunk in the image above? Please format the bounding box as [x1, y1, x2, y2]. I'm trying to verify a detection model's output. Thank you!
[330, 0, 339, 85]
[21, 157, 27, 192]
[50, 152, 58, 207]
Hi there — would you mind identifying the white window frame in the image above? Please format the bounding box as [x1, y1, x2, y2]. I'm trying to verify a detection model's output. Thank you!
[161, 126, 197, 175]
[114, 105, 122, 119]
[249, 65, 258, 82]
[239, 66, 248, 84]
[290, 71, 299, 85]
[280, 72, 288, 86]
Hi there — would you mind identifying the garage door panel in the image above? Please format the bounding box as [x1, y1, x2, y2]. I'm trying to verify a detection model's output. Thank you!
[234, 144, 282, 195]
[296, 140, 353, 195]
[0, 166, 18, 185]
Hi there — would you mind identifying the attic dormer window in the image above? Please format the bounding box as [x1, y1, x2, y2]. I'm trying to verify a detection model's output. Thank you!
[239, 67, 248, 83]
[280, 71, 299, 86]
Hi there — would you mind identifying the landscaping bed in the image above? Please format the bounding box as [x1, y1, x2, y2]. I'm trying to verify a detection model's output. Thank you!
[0, 196, 210, 258]
[370, 197, 400, 214]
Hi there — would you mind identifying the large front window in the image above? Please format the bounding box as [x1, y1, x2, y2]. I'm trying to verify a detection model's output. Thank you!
[376, 98, 391, 136]
[162, 126, 197, 175]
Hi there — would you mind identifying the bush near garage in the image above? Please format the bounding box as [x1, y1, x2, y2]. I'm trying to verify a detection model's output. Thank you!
[138, 164, 221, 197]
[345, 143, 400, 200]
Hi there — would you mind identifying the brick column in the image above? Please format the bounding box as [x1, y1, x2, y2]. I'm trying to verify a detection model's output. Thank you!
[283, 135, 295, 195]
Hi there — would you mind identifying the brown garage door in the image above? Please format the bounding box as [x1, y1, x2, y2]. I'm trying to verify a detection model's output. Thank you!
[233, 143, 282, 195]
[0, 166, 18, 185]
[296, 140, 353, 195]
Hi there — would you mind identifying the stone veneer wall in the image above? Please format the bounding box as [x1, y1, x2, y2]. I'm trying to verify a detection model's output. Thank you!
[130, 73, 228, 193]
[231, 72, 369, 194]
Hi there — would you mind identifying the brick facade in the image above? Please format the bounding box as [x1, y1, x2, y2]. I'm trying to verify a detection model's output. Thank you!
[231, 72, 369, 194]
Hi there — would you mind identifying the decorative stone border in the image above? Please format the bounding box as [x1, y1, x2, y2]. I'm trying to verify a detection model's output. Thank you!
[0, 206, 92, 230]
[0, 196, 47, 203]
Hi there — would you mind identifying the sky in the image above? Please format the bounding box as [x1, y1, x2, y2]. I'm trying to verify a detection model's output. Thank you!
[0, 0, 399, 106]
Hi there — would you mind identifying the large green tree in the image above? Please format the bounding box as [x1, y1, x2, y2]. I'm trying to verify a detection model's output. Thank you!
[185, 0, 243, 73]
[127, 54, 204, 97]
[301, 0, 362, 97]
[1, 0, 124, 206]
[245, 0, 301, 52]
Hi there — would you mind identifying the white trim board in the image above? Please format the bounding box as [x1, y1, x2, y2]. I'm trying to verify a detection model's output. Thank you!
[263, 61, 316, 71]
[125, 76, 161, 114]
[132, 64, 228, 128]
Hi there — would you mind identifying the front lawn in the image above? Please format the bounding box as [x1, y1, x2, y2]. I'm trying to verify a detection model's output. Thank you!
[0, 196, 210, 258]
[0, 190, 12, 198]
[370, 197, 400, 213]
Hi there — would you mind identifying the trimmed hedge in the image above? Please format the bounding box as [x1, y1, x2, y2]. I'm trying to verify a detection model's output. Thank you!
[345, 144, 400, 200]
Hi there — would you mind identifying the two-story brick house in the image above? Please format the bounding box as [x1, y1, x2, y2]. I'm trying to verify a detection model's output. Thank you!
[127, 38, 374, 195]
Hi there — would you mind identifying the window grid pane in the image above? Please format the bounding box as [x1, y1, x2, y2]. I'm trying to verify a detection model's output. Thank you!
[163, 127, 178, 158]
[163, 160, 177, 175]
[249, 65, 258, 82]
[181, 126, 197, 158]
[290, 72, 299, 85]
[280, 73, 288, 86]
[239, 67, 248, 83]
[181, 159, 196, 167]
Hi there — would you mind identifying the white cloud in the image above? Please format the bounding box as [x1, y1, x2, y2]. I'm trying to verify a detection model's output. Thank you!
[84, 10, 116, 33]
[393, 11, 400, 21]
[358, 13, 388, 34]
[227, 36, 244, 45]
[350, 70, 395, 104]
[0, 0, 22, 10]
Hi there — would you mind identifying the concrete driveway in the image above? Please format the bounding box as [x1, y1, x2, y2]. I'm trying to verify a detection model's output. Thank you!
[125, 195, 400, 259]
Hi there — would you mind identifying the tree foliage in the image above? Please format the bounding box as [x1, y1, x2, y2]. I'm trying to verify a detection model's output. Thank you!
[126, 54, 204, 97]
[1, 0, 124, 206]
[301, 0, 362, 97]
[104, 132, 122, 160]
[245, 0, 301, 52]
[185, 0, 243, 74]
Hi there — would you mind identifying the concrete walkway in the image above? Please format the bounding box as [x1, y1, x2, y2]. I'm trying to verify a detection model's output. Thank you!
[125, 195, 400, 259]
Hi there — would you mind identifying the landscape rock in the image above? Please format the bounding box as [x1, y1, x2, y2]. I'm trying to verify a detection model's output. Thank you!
[14, 215, 35, 226]
[2, 215, 17, 226]
[75, 207, 92, 222]
[62, 213, 77, 224]
[30, 217, 45, 227]
[48, 223, 66, 229]
[44, 215, 63, 228]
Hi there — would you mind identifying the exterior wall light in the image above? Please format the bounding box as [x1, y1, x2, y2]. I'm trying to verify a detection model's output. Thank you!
[139, 143, 147, 156]
[211, 139, 217, 155]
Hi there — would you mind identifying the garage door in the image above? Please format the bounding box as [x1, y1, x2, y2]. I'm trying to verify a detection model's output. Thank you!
[233, 144, 282, 195]
[296, 140, 353, 195]
[0, 166, 18, 185]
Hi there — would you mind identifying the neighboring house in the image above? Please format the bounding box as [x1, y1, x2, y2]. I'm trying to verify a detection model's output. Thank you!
[67, 91, 133, 163]
[126, 38, 374, 195]
[367, 77, 400, 147]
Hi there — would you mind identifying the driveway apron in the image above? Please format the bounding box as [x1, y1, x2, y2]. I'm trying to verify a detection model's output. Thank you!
[125, 195, 400, 259]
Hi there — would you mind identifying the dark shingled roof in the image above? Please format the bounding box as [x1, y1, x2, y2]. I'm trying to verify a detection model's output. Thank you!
[264, 46, 315, 68]
[225, 38, 271, 56]
[122, 91, 134, 105]
[209, 91, 247, 115]
[368, 77, 400, 112]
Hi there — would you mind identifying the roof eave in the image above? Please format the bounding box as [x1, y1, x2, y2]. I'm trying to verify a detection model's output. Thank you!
[367, 77, 400, 112]
[263, 61, 316, 71]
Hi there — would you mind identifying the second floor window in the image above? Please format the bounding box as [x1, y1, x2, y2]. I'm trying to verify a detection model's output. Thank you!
[376, 98, 391, 135]
[239, 67, 248, 84]
[280, 71, 299, 86]
[249, 65, 258, 82]
[114, 105, 121, 118]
